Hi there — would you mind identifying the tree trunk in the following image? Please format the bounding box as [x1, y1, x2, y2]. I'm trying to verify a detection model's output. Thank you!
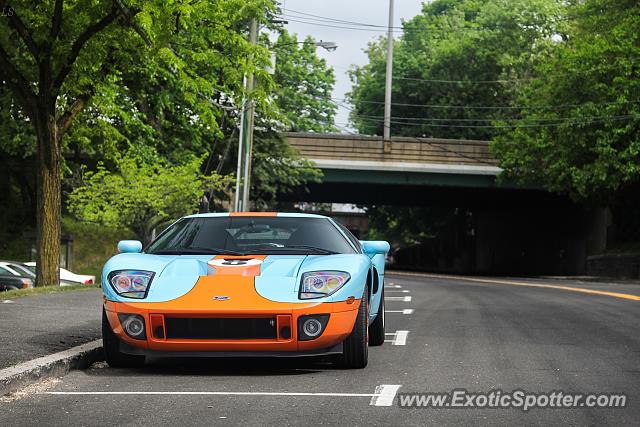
[34, 108, 61, 287]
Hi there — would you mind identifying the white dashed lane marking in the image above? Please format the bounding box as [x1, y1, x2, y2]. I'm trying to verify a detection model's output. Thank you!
[369, 385, 402, 406]
[385, 309, 414, 314]
[385, 331, 409, 345]
[385, 290, 410, 293]
[385, 296, 412, 302]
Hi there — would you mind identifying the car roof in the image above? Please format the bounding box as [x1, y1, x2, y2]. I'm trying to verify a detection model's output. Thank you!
[184, 212, 330, 220]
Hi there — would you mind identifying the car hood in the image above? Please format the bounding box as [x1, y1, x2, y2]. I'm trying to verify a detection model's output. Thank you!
[102, 253, 369, 303]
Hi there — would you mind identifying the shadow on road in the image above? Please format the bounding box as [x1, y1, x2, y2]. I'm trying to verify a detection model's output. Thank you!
[85, 356, 334, 377]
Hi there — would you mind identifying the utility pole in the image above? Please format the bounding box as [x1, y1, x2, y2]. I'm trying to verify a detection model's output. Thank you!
[234, 18, 258, 212]
[383, 0, 394, 141]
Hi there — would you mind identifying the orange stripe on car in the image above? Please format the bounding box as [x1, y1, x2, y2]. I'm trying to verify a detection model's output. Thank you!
[208, 255, 266, 277]
[229, 212, 277, 217]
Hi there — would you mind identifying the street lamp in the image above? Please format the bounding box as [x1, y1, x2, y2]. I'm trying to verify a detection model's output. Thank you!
[274, 40, 338, 51]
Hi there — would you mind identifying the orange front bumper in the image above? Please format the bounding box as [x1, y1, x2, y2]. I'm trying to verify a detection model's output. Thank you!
[105, 300, 359, 353]
[103, 273, 360, 354]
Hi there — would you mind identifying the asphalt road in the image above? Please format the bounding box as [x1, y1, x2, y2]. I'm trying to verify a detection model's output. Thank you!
[1, 274, 639, 426]
[0, 289, 102, 369]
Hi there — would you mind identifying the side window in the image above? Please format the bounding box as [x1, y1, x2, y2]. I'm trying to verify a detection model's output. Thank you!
[334, 222, 362, 253]
[0, 266, 12, 275]
[10, 264, 34, 277]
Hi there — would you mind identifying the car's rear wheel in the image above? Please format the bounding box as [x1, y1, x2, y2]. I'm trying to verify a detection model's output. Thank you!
[334, 288, 369, 369]
[102, 309, 145, 368]
[368, 287, 385, 346]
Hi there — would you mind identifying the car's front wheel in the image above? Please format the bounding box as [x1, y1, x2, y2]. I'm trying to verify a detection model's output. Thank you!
[102, 309, 145, 368]
[334, 288, 369, 369]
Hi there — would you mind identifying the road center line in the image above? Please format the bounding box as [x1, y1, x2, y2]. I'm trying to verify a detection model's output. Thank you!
[369, 384, 402, 406]
[390, 272, 640, 302]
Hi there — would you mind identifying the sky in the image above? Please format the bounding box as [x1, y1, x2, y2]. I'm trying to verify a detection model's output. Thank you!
[277, 0, 426, 133]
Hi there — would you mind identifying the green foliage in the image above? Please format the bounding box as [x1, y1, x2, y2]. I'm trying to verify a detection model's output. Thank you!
[1, 0, 330, 258]
[348, 0, 563, 140]
[492, 0, 640, 202]
[365, 205, 458, 247]
[250, 132, 322, 210]
[269, 30, 337, 132]
[68, 154, 232, 243]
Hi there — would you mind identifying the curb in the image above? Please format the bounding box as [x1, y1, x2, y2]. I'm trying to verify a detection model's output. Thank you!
[0, 340, 104, 397]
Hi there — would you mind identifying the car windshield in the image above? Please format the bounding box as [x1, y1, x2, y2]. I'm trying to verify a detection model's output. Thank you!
[145, 216, 357, 255]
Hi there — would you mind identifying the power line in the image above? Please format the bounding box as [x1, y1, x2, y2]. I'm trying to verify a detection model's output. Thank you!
[332, 99, 640, 126]
[282, 17, 397, 33]
[352, 114, 638, 129]
[388, 61, 638, 84]
[279, 9, 610, 35]
[331, 97, 640, 111]
[356, 113, 639, 123]
[281, 7, 616, 32]
[282, 9, 395, 29]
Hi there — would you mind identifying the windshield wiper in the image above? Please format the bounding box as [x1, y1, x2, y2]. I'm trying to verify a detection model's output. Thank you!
[285, 245, 339, 254]
[151, 247, 243, 256]
[244, 245, 339, 255]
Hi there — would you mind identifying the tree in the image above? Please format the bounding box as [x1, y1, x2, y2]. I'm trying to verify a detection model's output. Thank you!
[250, 131, 322, 210]
[270, 30, 337, 132]
[0, 0, 273, 285]
[68, 154, 232, 244]
[492, 0, 640, 202]
[347, 0, 563, 140]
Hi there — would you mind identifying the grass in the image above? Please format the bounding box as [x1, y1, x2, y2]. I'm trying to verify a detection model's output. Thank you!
[0, 283, 100, 300]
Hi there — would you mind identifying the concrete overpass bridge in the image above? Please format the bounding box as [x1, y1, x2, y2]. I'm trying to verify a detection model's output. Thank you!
[280, 132, 595, 277]
[283, 132, 563, 206]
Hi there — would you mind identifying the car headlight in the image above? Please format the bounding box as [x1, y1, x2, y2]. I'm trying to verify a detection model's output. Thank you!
[299, 271, 350, 299]
[107, 270, 154, 299]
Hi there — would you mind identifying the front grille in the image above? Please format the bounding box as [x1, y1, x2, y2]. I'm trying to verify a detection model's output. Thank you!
[164, 317, 277, 340]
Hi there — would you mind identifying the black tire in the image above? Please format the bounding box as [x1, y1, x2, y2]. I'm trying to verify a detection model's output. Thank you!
[368, 287, 385, 346]
[102, 309, 145, 368]
[2, 285, 19, 291]
[334, 287, 369, 369]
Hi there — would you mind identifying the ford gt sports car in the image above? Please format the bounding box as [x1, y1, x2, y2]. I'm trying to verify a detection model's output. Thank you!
[101, 212, 390, 369]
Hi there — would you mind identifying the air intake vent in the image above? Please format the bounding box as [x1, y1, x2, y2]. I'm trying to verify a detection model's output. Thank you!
[164, 317, 277, 340]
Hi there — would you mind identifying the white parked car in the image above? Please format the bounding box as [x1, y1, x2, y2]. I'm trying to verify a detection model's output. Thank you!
[24, 262, 96, 285]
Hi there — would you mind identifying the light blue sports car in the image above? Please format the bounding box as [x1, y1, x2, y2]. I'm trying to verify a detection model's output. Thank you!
[101, 212, 390, 369]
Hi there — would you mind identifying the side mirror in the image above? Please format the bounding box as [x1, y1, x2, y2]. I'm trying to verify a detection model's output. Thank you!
[360, 240, 390, 256]
[117, 240, 143, 254]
